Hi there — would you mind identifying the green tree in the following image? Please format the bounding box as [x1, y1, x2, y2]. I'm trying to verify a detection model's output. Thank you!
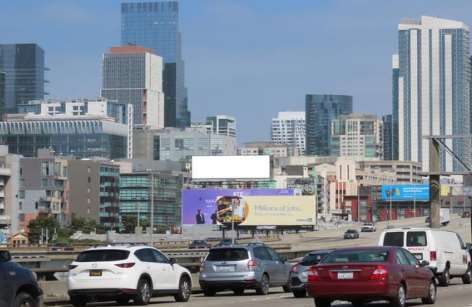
[122, 215, 137, 233]
[28, 215, 60, 245]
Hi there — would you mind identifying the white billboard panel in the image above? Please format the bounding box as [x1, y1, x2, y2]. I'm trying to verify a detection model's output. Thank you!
[192, 156, 270, 180]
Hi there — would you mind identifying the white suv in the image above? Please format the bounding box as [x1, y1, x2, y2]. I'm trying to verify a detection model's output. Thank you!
[67, 245, 192, 306]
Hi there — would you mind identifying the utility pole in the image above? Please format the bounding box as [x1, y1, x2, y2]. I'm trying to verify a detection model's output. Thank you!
[429, 138, 441, 228]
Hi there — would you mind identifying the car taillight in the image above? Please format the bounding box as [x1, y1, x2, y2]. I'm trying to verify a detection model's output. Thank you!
[68, 265, 78, 270]
[247, 260, 257, 271]
[369, 265, 388, 281]
[430, 251, 437, 261]
[291, 264, 300, 273]
[115, 262, 135, 268]
[307, 266, 319, 283]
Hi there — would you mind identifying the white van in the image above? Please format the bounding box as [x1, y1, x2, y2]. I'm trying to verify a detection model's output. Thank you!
[378, 227, 471, 286]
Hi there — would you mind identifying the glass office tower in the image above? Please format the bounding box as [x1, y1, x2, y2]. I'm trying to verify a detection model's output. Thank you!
[397, 16, 470, 171]
[305, 94, 353, 156]
[0, 44, 46, 114]
[121, 1, 190, 128]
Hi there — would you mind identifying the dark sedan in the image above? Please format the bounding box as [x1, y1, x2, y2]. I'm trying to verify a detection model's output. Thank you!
[306, 246, 436, 307]
[0, 250, 43, 307]
[344, 229, 360, 239]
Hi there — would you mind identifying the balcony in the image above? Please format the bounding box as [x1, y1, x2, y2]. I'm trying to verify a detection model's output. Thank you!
[0, 215, 11, 225]
[0, 168, 11, 177]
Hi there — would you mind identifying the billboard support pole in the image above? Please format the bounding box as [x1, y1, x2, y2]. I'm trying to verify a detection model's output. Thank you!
[429, 138, 441, 228]
[231, 202, 235, 245]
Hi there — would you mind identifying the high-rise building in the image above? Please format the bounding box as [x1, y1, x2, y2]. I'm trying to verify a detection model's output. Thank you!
[382, 114, 393, 160]
[0, 71, 5, 116]
[0, 99, 129, 159]
[121, 1, 190, 128]
[101, 46, 164, 129]
[239, 141, 289, 158]
[330, 113, 383, 160]
[391, 55, 400, 160]
[397, 16, 471, 171]
[305, 94, 353, 156]
[0, 44, 46, 114]
[206, 115, 236, 137]
[271, 111, 306, 156]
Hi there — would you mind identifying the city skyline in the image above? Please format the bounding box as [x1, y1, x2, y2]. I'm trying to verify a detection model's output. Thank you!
[2, 1, 472, 142]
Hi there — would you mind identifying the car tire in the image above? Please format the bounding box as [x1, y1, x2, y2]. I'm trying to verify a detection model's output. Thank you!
[292, 289, 306, 298]
[462, 265, 472, 284]
[314, 298, 331, 307]
[233, 288, 245, 295]
[256, 274, 270, 295]
[282, 284, 291, 293]
[134, 278, 152, 305]
[202, 288, 216, 296]
[15, 292, 38, 307]
[70, 295, 88, 307]
[174, 276, 191, 302]
[390, 284, 406, 307]
[438, 268, 450, 287]
[421, 280, 437, 304]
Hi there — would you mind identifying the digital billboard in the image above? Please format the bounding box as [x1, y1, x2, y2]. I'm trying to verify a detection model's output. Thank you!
[192, 156, 270, 180]
[182, 188, 294, 225]
[381, 185, 429, 202]
[239, 196, 316, 226]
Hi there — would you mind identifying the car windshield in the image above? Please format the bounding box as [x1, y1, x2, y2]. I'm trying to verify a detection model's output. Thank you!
[206, 248, 248, 261]
[406, 231, 427, 247]
[76, 250, 130, 262]
[322, 250, 389, 263]
[300, 252, 329, 266]
[383, 232, 404, 247]
[347, 230, 357, 233]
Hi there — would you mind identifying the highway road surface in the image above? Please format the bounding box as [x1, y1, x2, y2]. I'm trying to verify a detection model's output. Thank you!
[45, 280, 472, 307]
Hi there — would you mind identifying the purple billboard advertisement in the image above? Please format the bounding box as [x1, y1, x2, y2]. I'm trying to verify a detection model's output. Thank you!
[182, 188, 295, 225]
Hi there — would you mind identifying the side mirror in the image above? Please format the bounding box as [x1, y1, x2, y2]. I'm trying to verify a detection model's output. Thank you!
[280, 256, 287, 263]
[169, 258, 176, 265]
[0, 250, 11, 262]
[419, 260, 430, 267]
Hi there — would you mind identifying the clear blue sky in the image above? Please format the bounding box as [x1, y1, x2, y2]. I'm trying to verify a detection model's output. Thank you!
[0, 0, 471, 142]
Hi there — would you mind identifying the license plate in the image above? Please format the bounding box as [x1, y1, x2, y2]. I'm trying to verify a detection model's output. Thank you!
[215, 265, 235, 272]
[337, 272, 353, 279]
[89, 270, 102, 277]
[414, 254, 423, 260]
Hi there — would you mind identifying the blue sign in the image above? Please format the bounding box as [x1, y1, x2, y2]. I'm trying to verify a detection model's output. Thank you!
[381, 185, 429, 202]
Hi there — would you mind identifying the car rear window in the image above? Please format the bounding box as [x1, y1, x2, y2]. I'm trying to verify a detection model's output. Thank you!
[300, 253, 329, 266]
[206, 248, 249, 261]
[76, 250, 130, 262]
[322, 250, 389, 263]
[406, 231, 427, 247]
[383, 232, 404, 247]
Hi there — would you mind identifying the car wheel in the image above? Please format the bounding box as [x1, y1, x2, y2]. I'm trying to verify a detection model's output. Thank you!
[256, 274, 270, 295]
[390, 284, 406, 307]
[70, 295, 88, 307]
[462, 266, 472, 284]
[134, 278, 152, 305]
[282, 284, 291, 293]
[292, 289, 306, 298]
[174, 276, 191, 302]
[202, 288, 216, 296]
[314, 298, 331, 307]
[421, 280, 437, 304]
[438, 268, 450, 287]
[15, 292, 38, 307]
[233, 288, 245, 295]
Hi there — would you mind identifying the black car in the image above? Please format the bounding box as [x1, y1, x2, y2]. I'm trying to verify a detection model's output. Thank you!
[215, 238, 236, 247]
[0, 250, 43, 307]
[189, 239, 211, 249]
[343, 229, 360, 239]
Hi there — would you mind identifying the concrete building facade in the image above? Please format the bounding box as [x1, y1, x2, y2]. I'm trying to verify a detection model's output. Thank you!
[271, 111, 306, 156]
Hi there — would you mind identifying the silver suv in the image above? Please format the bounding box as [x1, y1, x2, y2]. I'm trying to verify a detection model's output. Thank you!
[199, 243, 292, 296]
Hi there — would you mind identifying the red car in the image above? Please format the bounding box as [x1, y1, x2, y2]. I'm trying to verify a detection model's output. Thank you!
[306, 246, 436, 307]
